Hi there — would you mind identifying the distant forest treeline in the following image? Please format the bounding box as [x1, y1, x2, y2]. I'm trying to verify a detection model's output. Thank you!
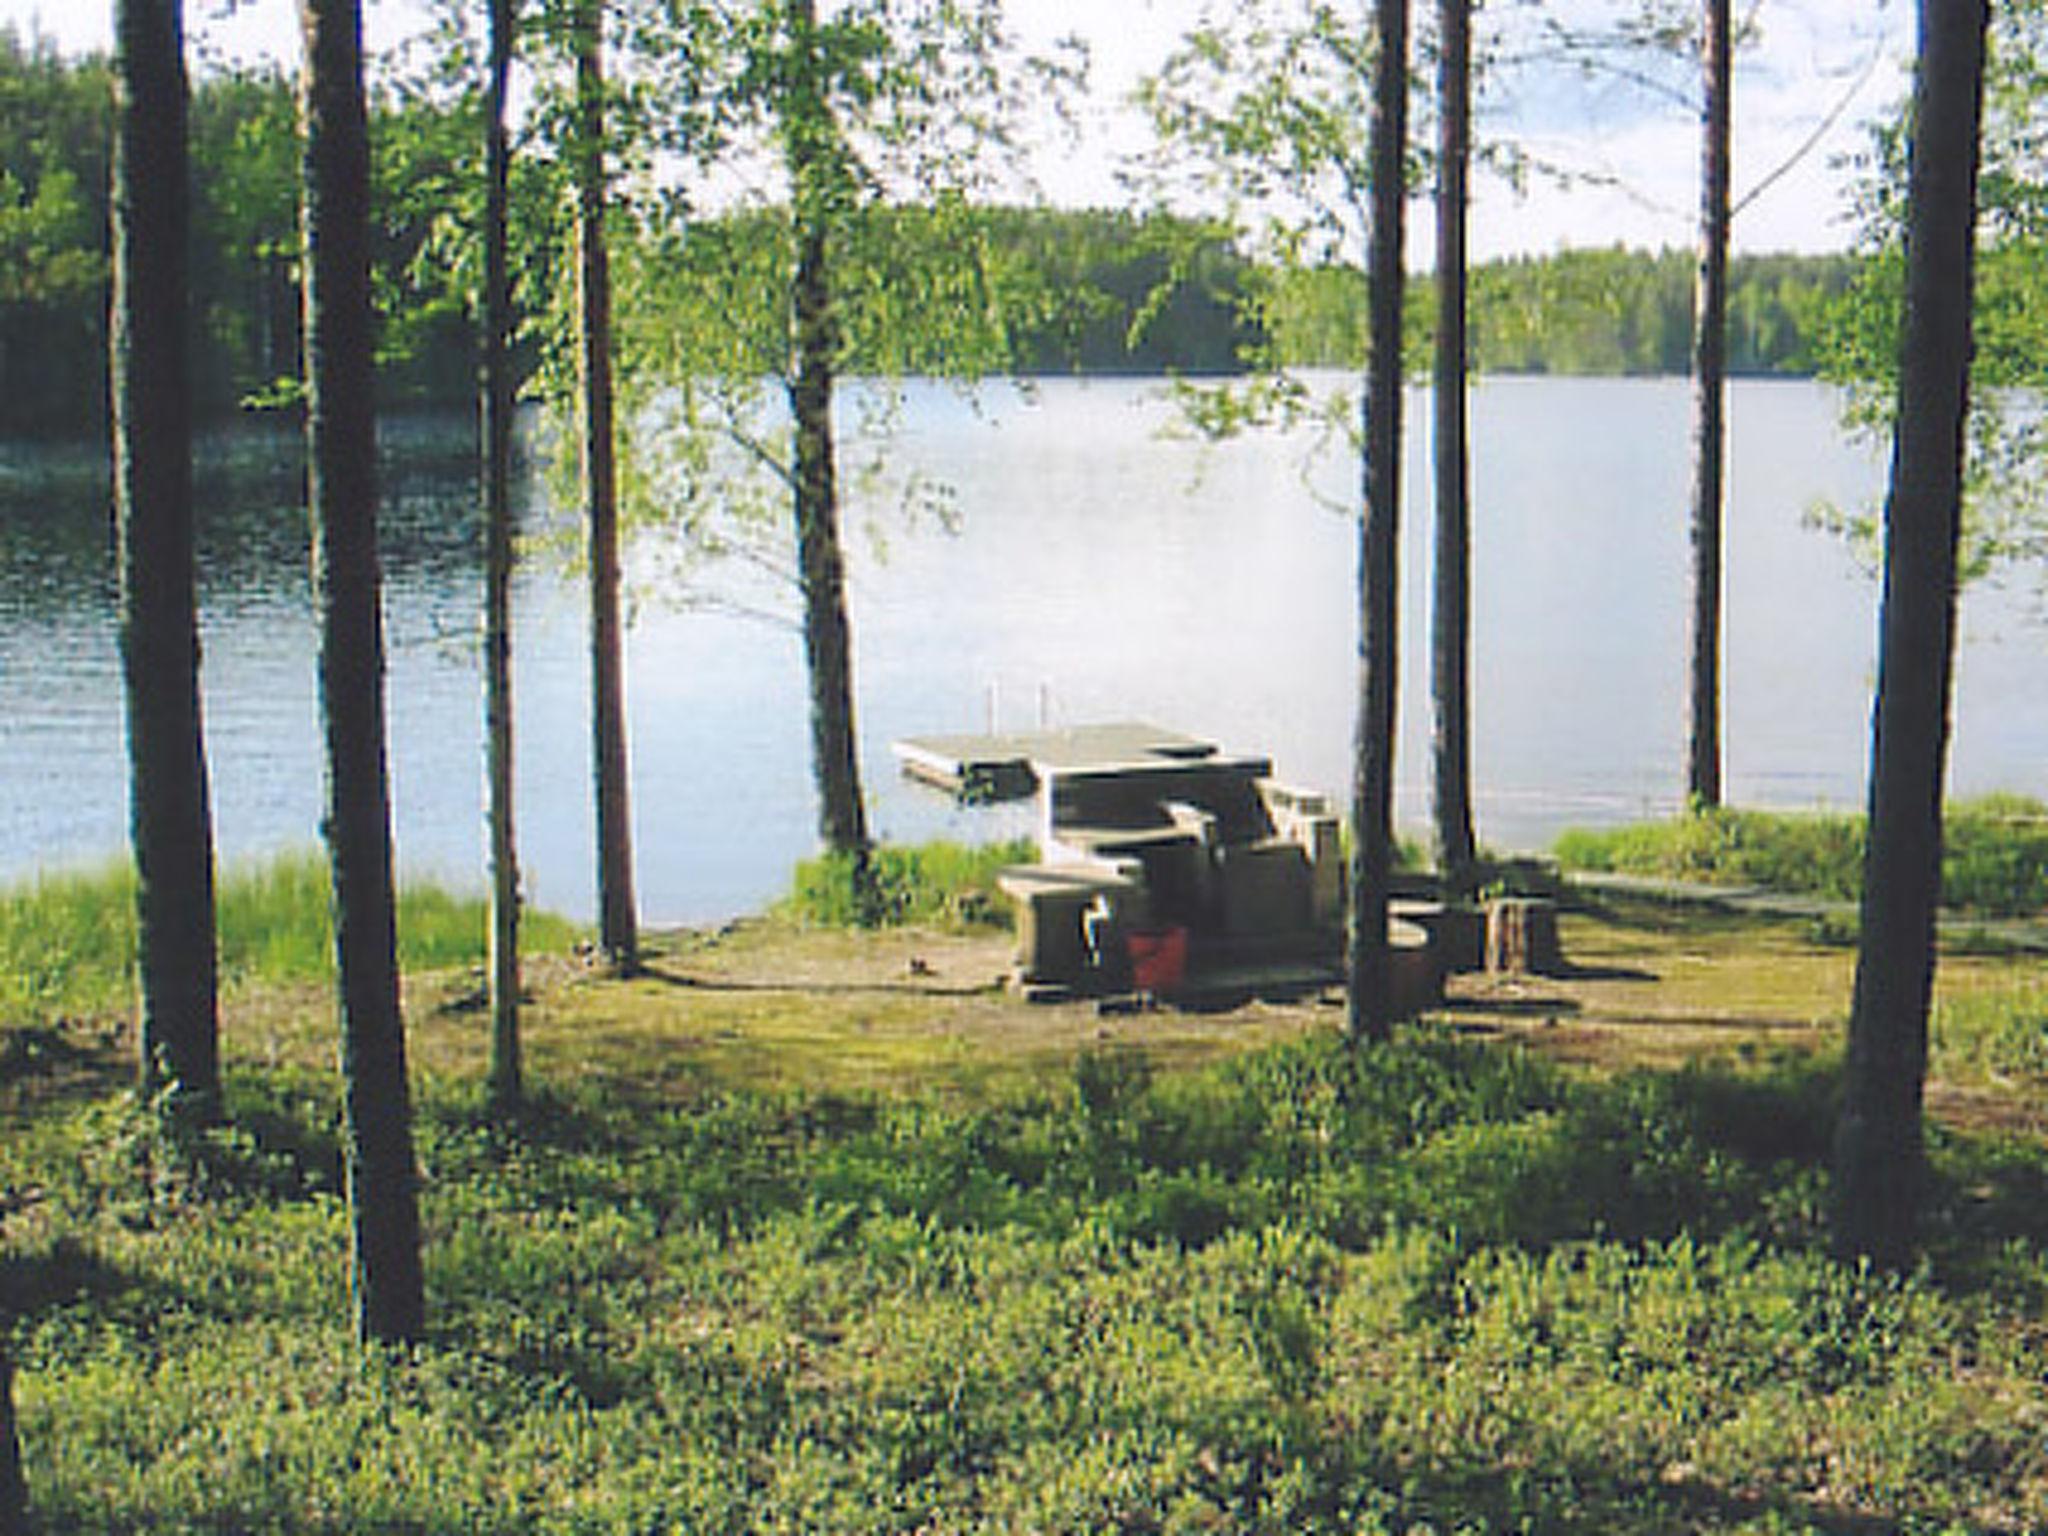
[1278, 246, 1858, 378]
[0, 30, 1848, 441]
[0, 31, 480, 438]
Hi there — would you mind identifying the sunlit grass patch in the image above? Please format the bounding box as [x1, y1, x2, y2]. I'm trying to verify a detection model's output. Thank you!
[780, 838, 1033, 929]
[1934, 980, 2048, 1081]
[1556, 796, 2048, 917]
[0, 857, 137, 1022]
[0, 851, 585, 1030]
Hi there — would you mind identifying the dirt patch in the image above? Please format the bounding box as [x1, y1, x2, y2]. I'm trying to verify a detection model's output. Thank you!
[198, 897, 2047, 1139]
[642, 918, 1016, 996]
[1925, 1080, 2048, 1140]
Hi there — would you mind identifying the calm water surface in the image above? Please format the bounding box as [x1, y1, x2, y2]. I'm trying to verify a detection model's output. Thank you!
[2, 376, 2042, 923]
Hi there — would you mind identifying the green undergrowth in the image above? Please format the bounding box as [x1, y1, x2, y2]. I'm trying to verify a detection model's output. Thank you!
[782, 838, 1034, 929]
[0, 852, 584, 1026]
[1555, 795, 2048, 917]
[1934, 979, 2048, 1081]
[8, 1027, 2048, 1532]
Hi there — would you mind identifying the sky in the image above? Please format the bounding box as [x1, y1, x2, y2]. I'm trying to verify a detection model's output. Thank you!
[0, 0, 1914, 261]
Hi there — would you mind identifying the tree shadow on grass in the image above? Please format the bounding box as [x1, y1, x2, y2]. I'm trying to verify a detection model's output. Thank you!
[0, 1238, 135, 1326]
[1546, 957, 1661, 982]
[1617, 1050, 2048, 1307]
[0, 1020, 126, 1111]
[1376, 1035, 2048, 1314]
[1343, 1445, 1930, 1536]
[1438, 993, 1585, 1020]
[1923, 1128, 2048, 1305]
[635, 959, 1000, 999]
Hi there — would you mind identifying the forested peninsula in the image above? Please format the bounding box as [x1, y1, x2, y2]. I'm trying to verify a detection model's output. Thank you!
[0, 27, 1847, 442]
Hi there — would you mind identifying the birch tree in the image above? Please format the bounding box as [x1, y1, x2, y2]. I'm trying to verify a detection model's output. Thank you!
[1685, 0, 1730, 810]
[782, 0, 871, 894]
[615, 0, 1072, 913]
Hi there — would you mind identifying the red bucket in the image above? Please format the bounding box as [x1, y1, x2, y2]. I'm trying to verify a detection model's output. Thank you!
[1126, 925, 1189, 993]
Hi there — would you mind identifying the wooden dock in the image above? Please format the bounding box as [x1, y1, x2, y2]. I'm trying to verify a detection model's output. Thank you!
[892, 722, 1223, 802]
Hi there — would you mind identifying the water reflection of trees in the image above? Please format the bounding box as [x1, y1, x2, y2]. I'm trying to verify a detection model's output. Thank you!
[0, 413, 521, 624]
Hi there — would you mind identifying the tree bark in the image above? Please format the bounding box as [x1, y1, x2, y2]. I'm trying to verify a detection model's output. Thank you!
[483, 0, 522, 1109]
[787, 0, 875, 912]
[114, 0, 220, 1114]
[0, 1346, 24, 1533]
[299, 0, 425, 1345]
[1835, 0, 1989, 1270]
[1685, 0, 1731, 810]
[576, 0, 639, 972]
[1430, 0, 1477, 893]
[790, 221, 872, 872]
[1346, 0, 1408, 1044]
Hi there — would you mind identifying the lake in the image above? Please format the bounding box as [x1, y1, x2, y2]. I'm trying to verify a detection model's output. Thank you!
[2, 375, 2043, 924]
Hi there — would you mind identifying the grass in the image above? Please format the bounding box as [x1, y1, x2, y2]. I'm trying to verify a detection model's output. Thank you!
[7, 859, 2048, 1531]
[0, 851, 584, 1027]
[11, 1029, 2048, 1532]
[1554, 795, 2048, 917]
[1933, 979, 2048, 1081]
[780, 838, 1033, 929]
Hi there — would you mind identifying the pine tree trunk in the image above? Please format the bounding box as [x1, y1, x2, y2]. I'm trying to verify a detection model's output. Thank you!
[787, 0, 874, 912]
[1430, 0, 1477, 894]
[1835, 0, 1989, 1270]
[114, 0, 220, 1114]
[1686, 0, 1731, 810]
[300, 0, 425, 1345]
[0, 1346, 24, 1533]
[1347, 0, 1409, 1044]
[483, 0, 522, 1109]
[576, 0, 639, 972]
